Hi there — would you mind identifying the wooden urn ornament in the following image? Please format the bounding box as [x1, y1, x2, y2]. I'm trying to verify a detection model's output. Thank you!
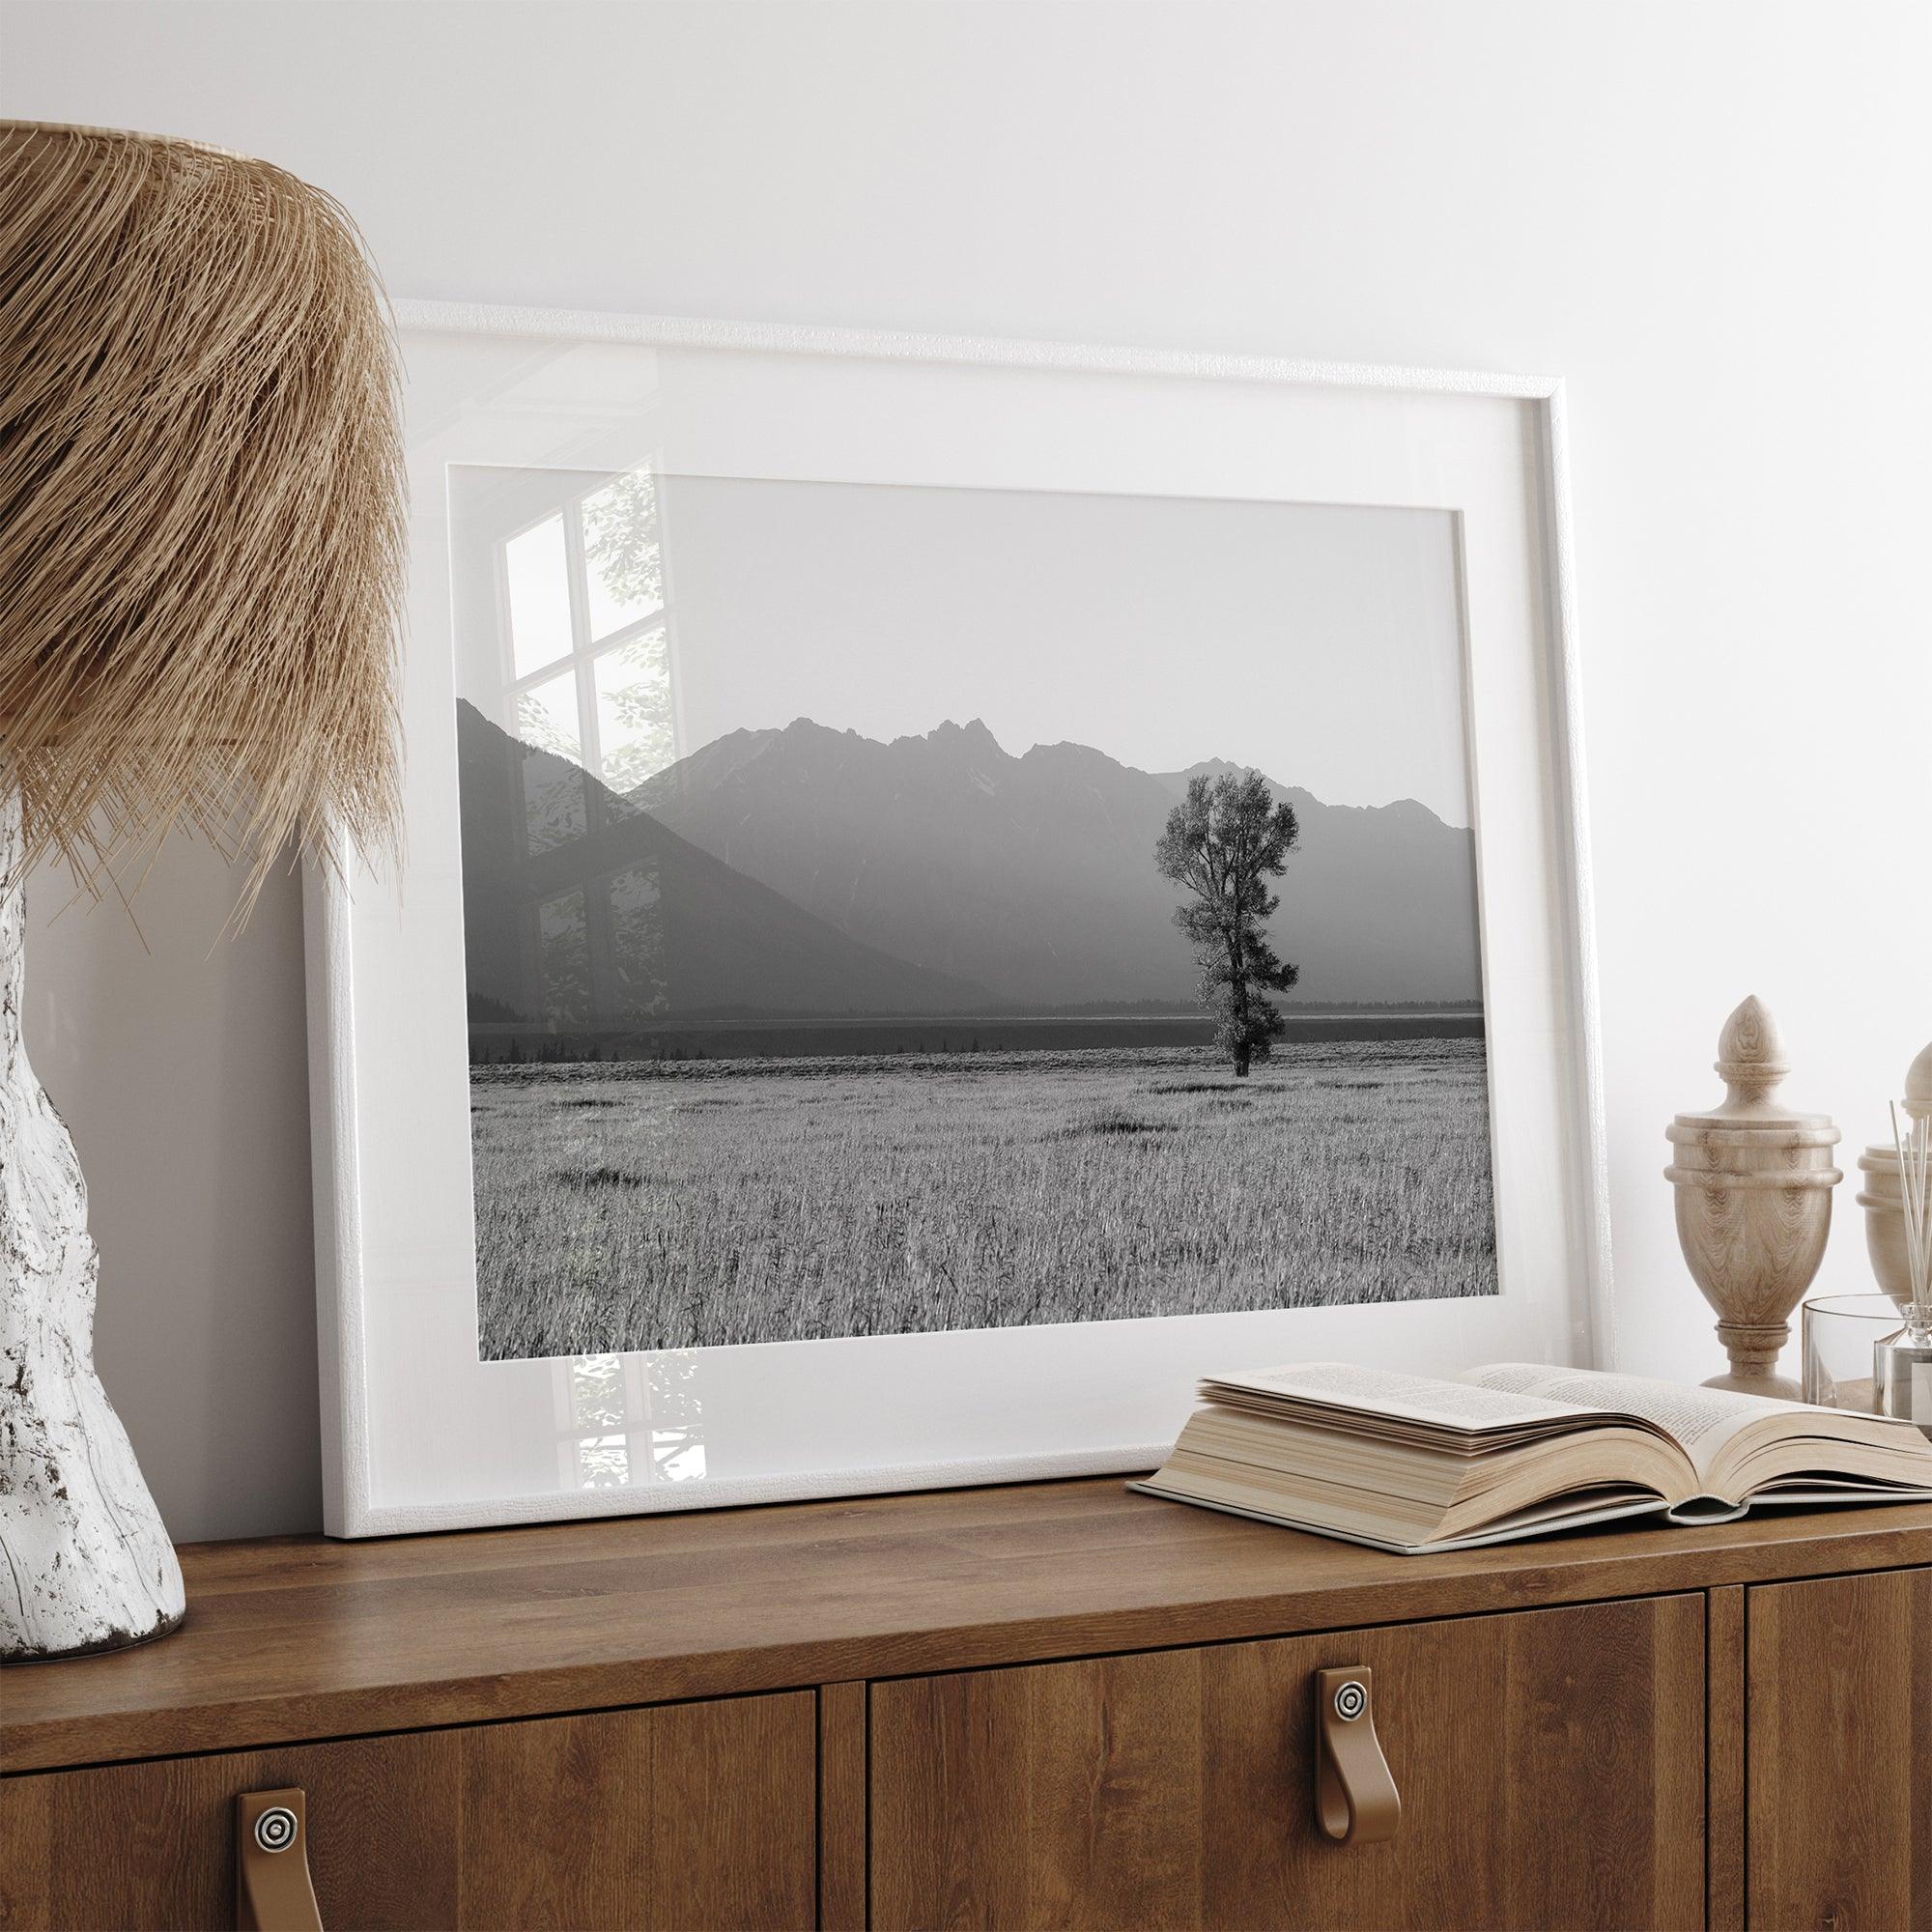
[1857, 1040, 1932, 1310]
[1664, 997, 1842, 1399]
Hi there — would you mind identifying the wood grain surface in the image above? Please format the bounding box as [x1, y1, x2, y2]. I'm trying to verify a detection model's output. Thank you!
[869, 1593, 1705, 1931]
[0, 1691, 814, 1931]
[1706, 1584, 1747, 1932]
[817, 1681, 867, 1932]
[1748, 1565, 1932, 1930]
[8, 1479, 1932, 1775]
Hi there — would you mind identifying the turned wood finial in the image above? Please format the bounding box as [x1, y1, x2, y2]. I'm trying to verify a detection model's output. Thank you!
[1712, 995, 1792, 1116]
[1666, 995, 1840, 1399]
[1905, 1039, 1932, 1122]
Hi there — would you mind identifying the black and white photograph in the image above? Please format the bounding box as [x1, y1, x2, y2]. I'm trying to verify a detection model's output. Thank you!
[451, 466, 1496, 1359]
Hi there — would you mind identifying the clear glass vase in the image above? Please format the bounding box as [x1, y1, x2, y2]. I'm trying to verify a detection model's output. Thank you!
[1803, 1294, 1901, 1412]
[1875, 1305, 1932, 1439]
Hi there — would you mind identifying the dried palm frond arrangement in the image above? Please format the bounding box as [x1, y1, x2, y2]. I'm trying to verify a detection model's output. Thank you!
[0, 120, 405, 902]
[0, 121, 405, 1662]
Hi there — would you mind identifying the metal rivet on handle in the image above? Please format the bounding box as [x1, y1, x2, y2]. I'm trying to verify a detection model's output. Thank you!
[253, 1806, 298, 1854]
[1332, 1680, 1368, 1722]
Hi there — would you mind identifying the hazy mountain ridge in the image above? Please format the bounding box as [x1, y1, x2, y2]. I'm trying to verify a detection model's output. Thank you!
[457, 701, 996, 1022]
[630, 717, 1483, 1006]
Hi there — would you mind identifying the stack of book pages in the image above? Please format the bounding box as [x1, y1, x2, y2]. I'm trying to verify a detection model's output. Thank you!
[1133, 1361, 1932, 1553]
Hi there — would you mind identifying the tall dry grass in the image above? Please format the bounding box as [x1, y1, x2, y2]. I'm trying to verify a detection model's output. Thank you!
[469, 1038, 1496, 1359]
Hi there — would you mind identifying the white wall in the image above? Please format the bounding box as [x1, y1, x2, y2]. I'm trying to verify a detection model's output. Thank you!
[7, 0, 1930, 1542]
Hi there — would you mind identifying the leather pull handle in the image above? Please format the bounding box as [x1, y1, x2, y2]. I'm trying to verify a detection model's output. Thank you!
[1314, 1666, 1400, 1845]
[236, 1788, 324, 1932]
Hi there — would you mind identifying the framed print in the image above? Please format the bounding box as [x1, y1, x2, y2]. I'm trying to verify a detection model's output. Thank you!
[305, 304, 1609, 1536]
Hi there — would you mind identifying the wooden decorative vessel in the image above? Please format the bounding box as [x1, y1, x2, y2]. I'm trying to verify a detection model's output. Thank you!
[1856, 1039, 1932, 1308]
[1664, 997, 1841, 1399]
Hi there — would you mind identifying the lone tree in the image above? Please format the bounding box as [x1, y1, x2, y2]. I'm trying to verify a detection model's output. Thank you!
[1154, 771, 1300, 1077]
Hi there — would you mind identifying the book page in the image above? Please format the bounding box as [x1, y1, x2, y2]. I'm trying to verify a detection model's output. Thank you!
[1207, 1361, 1603, 1434]
[1463, 1364, 1800, 1478]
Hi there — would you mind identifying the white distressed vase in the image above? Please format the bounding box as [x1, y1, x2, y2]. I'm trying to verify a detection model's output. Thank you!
[0, 791, 184, 1660]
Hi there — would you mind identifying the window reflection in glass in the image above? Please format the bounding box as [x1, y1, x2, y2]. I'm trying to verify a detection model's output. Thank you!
[562, 1358, 635, 1490]
[518, 671, 585, 855]
[593, 627, 675, 793]
[469, 462, 682, 1053]
[521, 770, 586, 858]
[577, 1435, 631, 1487]
[504, 514, 573, 677]
[571, 1354, 626, 1430]
[556, 1354, 703, 1492]
[649, 1351, 705, 1482]
[516, 668, 582, 763]
[608, 862, 668, 1020]
[539, 887, 589, 1027]
[521, 757, 586, 857]
[582, 470, 663, 640]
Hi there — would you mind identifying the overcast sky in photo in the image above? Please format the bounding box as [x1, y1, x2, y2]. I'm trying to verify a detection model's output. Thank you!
[657, 476, 1474, 828]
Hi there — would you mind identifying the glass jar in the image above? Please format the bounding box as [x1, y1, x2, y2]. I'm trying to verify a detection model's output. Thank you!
[1801, 1293, 1902, 1413]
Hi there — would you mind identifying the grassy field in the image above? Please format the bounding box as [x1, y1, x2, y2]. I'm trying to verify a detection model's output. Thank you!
[469, 1038, 1498, 1359]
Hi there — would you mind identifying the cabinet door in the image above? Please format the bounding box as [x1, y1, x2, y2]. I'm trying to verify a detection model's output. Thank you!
[0, 1690, 815, 1932]
[1749, 1567, 1932, 1929]
[870, 1594, 1704, 1931]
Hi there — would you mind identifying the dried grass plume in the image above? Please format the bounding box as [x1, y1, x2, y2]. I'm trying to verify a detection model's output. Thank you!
[0, 121, 404, 906]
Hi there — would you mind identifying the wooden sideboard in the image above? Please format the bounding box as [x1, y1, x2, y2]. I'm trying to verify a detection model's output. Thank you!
[2, 1477, 1928, 1930]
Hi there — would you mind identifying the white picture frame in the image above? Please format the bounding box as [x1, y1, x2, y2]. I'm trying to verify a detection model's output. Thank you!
[306, 302, 1609, 1537]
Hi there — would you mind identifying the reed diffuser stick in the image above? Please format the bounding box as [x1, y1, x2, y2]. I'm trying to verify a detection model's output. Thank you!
[1891, 1100, 1932, 1339]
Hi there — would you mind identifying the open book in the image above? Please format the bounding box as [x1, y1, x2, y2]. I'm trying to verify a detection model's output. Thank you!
[1131, 1361, 1932, 1553]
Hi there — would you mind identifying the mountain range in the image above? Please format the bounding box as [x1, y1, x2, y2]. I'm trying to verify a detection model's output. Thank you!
[458, 703, 993, 1022]
[629, 717, 1482, 1007]
[458, 700, 1483, 1023]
